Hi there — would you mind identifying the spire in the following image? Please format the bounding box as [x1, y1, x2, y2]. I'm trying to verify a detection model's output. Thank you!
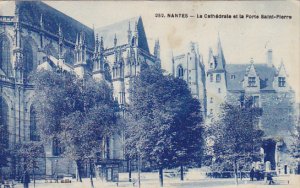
[58, 24, 64, 45]
[126, 48, 131, 64]
[78, 31, 85, 46]
[40, 14, 44, 29]
[154, 39, 160, 59]
[58, 24, 63, 37]
[128, 21, 132, 44]
[94, 33, 99, 53]
[100, 36, 104, 53]
[118, 48, 123, 63]
[134, 21, 138, 32]
[208, 47, 214, 69]
[79, 32, 83, 45]
[216, 34, 226, 70]
[114, 34, 117, 47]
[76, 33, 79, 46]
[114, 47, 118, 63]
[58, 24, 64, 59]
[134, 21, 138, 37]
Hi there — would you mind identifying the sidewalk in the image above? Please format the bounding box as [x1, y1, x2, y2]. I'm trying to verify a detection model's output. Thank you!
[11, 173, 299, 188]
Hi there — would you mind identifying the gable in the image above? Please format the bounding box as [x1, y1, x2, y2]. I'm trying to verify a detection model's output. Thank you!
[96, 16, 149, 52]
[226, 64, 277, 91]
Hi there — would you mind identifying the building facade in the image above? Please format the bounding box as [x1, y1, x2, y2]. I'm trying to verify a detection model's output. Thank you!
[173, 38, 297, 174]
[0, 1, 159, 179]
[172, 42, 207, 116]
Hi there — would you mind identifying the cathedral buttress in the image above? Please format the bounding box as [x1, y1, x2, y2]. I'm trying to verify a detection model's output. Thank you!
[12, 3, 23, 83]
[74, 32, 87, 78]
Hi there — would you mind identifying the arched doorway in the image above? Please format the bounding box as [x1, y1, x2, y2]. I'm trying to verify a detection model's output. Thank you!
[30, 106, 39, 141]
[262, 139, 276, 170]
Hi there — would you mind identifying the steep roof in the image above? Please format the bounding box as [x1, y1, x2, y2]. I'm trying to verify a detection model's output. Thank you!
[96, 16, 149, 52]
[17, 1, 95, 50]
[226, 64, 277, 91]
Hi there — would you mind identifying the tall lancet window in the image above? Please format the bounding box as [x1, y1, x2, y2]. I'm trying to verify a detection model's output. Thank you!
[104, 63, 111, 81]
[0, 97, 9, 148]
[30, 106, 39, 141]
[0, 35, 12, 77]
[23, 42, 33, 78]
[177, 65, 184, 78]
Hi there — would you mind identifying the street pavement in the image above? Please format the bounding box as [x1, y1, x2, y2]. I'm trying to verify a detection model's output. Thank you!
[12, 172, 299, 188]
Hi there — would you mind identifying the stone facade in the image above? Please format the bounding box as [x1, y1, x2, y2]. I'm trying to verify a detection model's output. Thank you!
[172, 42, 206, 115]
[172, 36, 297, 174]
[0, 1, 159, 178]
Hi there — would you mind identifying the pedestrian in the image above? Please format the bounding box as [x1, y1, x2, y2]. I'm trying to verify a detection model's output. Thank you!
[250, 167, 255, 181]
[266, 173, 275, 185]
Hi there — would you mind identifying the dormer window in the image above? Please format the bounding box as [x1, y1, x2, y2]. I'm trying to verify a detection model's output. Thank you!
[231, 75, 235, 79]
[248, 77, 256, 87]
[216, 74, 221, 83]
[278, 77, 286, 87]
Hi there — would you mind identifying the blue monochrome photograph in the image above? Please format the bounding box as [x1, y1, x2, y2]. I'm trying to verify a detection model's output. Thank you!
[0, 1, 299, 188]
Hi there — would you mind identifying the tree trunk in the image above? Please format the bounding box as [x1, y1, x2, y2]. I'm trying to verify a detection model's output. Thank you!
[159, 167, 163, 187]
[128, 160, 132, 182]
[234, 161, 238, 185]
[76, 160, 82, 182]
[138, 156, 141, 188]
[23, 162, 30, 188]
[89, 160, 94, 188]
[180, 165, 184, 181]
[0, 167, 3, 184]
[33, 164, 36, 188]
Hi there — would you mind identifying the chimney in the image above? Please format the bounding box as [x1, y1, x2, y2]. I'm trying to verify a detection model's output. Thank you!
[267, 49, 272, 66]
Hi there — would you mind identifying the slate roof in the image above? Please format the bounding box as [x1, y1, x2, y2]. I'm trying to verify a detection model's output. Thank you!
[226, 63, 277, 91]
[17, 1, 95, 50]
[96, 16, 149, 52]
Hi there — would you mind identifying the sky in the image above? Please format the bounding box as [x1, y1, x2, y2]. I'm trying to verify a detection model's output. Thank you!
[1, 1, 299, 101]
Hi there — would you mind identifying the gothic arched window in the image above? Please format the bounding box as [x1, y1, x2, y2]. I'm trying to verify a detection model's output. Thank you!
[0, 35, 12, 77]
[23, 42, 33, 78]
[177, 65, 184, 78]
[104, 63, 111, 82]
[52, 138, 63, 156]
[131, 37, 136, 46]
[30, 106, 39, 141]
[0, 97, 9, 149]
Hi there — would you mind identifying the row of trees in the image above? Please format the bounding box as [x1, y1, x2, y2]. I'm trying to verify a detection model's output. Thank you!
[31, 70, 119, 188]
[205, 102, 264, 185]
[125, 65, 203, 186]
[1, 65, 275, 188]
